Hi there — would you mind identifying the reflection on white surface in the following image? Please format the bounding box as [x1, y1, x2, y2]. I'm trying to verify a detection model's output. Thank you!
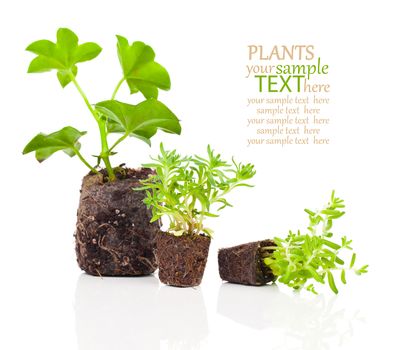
[158, 286, 209, 349]
[75, 274, 208, 350]
[217, 283, 361, 350]
[75, 274, 160, 350]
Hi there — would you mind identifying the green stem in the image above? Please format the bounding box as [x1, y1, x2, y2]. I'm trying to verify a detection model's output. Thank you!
[68, 71, 115, 181]
[111, 77, 126, 100]
[109, 133, 128, 153]
[74, 148, 98, 174]
[261, 246, 279, 251]
[98, 119, 115, 181]
[68, 73, 98, 122]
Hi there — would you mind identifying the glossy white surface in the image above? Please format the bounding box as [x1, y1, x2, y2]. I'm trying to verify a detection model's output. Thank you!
[2, 269, 386, 350]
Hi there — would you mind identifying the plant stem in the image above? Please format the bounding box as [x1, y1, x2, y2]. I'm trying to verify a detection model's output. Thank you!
[109, 133, 128, 153]
[68, 71, 115, 181]
[111, 77, 126, 100]
[68, 73, 99, 122]
[74, 148, 99, 174]
[261, 246, 279, 251]
[98, 119, 115, 180]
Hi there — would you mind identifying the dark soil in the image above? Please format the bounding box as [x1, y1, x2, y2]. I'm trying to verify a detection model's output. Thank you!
[218, 240, 276, 286]
[156, 233, 211, 287]
[75, 167, 159, 276]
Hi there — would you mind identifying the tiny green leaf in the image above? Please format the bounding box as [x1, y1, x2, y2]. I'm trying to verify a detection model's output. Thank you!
[322, 239, 341, 250]
[355, 264, 369, 275]
[335, 256, 345, 265]
[350, 253, 356, 268]
[305, 266, 324, 283]
[23, 126, 86, 162]
[341, 269, 347, 284]
[306, 284, 318, 295]
[327, 271, 338, 294]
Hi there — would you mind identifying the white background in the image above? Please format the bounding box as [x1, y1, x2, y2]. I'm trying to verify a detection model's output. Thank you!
[1, 1, 393, 349]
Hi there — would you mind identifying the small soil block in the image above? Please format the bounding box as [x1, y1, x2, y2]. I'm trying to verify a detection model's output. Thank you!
[218, 240, 276, 286]
[156, 233, 211, 287]
[75, 168, 159, 276]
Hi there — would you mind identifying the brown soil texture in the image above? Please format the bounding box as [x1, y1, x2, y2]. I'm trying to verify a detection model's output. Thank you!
[75, 168, 159, 276]
[156, 233, 211, 287]
[218, 240, 276, 286]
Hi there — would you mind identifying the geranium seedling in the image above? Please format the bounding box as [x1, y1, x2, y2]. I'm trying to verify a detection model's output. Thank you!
[22, 28, 182, 276]
[23, 28, 181, 181]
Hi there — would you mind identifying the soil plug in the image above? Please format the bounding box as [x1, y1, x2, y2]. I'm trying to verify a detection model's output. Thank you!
[137, 144, 256, 287]
[23, 28, 181, 276]
[218, 240, 276, 286]
[218, 191, 368, 294]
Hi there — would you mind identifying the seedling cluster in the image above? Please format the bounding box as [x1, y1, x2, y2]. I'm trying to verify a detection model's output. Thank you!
[138, 144, 256, 237]
[264, 191, 368, 294]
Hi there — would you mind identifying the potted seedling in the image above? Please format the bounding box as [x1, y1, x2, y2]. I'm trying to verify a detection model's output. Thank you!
[218, 191, 368, 294]
[138, 144, 256, 287]
[23, 28, 181, 276]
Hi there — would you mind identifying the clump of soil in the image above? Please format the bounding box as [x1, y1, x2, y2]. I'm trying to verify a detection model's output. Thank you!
[156, 233, 211, 287]
[75, 167, 159, 276]
[218, 240, 276, 286]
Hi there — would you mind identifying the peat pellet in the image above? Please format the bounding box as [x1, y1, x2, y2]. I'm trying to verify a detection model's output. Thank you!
[218, 240, 276, 286]
[75, 167, 159, 276]
[156, 233, 211, 287]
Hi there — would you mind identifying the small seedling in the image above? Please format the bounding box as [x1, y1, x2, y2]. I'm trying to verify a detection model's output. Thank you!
[22, 28, 181, 181]
[138, 144, 256, 237]
[264, 191, 368, 294]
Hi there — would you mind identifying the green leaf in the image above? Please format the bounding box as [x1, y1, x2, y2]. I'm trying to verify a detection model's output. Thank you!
[26, 40, 57, 56]
[304, 208, 315, 216]
[23, 126, 86, 162]
[74, 42, 102, 62]
[306, 284, 318, 295]
[350, 253, 356, 268]
[57, 65, 77, 88]
[355, 264, 369, 275]
[200, 211, 219, 218]
[28, 56, 65, 72]
[305, 266, 324, 283]
[26, 28, 102, 87]
[116, 35, 171, 98]
[335, 256, 344, 265]
[57, 28, 78, 53]
[341, 269, 347, 284]
[95, 99, 181, 144]
[322, 239, 341, 250]
[327, 271, 338, 294]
